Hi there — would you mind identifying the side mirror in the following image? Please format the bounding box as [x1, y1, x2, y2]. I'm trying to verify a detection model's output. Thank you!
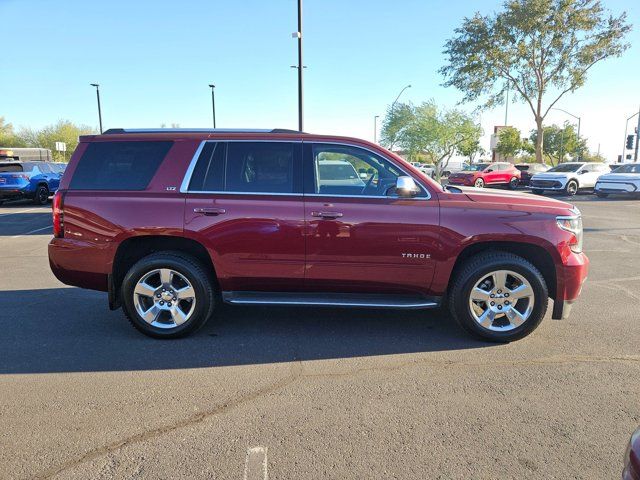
[396, 176, 419, 197]
[578, 170, 586, 174]
[485, 168, 493, 173]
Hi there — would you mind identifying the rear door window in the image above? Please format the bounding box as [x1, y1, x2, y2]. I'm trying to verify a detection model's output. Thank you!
[188, 141, 301, 194]
[69, 141, 173, 190]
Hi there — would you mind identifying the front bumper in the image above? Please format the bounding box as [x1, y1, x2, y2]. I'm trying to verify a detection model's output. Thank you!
[552, 252, 589, 320]
[530, 179, 567, 190]
[595, 181, 639, 195]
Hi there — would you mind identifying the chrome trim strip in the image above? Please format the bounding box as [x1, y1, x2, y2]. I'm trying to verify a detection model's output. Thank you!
[179, 140, 206, 193]
[222, 291, 439, 309]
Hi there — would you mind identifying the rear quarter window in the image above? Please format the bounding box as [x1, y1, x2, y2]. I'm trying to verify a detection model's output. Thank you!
[69, 141, 173, 190]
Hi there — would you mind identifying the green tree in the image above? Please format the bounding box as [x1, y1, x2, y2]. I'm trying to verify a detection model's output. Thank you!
[15, 120, 95, 162]
[458, 137, 485, 163]
[440, 0, 631, 163]
[0, 117, 26, 147]
[530, 123, 587, 165]
[494, 126, 524, 159]
[381, 101, 482, 180]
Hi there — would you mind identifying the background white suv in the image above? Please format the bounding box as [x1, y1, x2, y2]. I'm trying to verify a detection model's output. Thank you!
[530, 162, 610, 196]
[594, 163, 640, 198]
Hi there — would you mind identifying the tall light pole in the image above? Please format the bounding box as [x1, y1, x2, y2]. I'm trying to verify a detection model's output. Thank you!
[374, 115, 380, 143]
[551, 107, 581, 160]
[90, 83, 103, 134]
[208, 84, 217, 128]
[389, 84, 411, 149]
[292, 0, 304, 132]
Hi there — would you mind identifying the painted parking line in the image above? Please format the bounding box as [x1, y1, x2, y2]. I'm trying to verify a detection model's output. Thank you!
[0, 207, 43, 217]
[244, 446, 268, 480]
[11, 225, 52, 238]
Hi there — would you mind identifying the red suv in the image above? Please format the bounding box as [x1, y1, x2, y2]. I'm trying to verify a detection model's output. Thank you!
[48, 129, 588, 342]
[448, 162, 521, 189]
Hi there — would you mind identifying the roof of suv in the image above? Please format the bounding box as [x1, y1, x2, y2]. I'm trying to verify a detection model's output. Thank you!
[102, 128, 303, 135]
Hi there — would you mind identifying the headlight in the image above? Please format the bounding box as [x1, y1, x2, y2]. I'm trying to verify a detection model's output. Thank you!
[556, 214, 583, 253]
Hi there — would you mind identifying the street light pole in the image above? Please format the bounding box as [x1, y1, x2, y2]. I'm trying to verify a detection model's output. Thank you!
[90, 83, 103, 134]
[551, 107, 581, 159]
[208, 84, 216, 128]
[389, 84, 411, 150]
[295, 0, 304, 132]
[374, 115, 380, 143]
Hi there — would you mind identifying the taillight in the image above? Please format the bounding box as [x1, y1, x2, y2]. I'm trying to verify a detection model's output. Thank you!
[52, 191, 64, 238]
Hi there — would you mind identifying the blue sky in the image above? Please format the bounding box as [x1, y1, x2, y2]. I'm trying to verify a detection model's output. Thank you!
[1, 0, 639, 161]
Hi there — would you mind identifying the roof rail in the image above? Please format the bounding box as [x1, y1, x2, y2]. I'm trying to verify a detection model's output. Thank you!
[102, 128, 304, 135]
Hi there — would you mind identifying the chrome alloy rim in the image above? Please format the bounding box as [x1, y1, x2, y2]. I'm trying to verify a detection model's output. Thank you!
[567, 182, 577, 195]
[474, 178, 484, 188]
[133, 268, 196, 329]
[468, 270, 535, 332]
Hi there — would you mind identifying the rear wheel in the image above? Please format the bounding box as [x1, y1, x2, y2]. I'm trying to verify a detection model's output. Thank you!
[33, 185, 49, 205]
[508, 177, 519, 190]
[448, 252, 548, 342]
[121, 252, 215, 338]
[474, 178, 485, 188]
[565, 180, 578, 196]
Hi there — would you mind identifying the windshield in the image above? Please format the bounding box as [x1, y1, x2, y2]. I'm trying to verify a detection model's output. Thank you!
[612, 164, 640, 174]
[318, 163, 359, 180]
[462, 163, 489, 171]
[548, 163, 583, 173]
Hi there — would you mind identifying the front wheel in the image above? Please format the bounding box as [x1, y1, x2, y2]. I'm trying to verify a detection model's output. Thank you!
[474, 178, 485, 188]
[448, 252, 548, 342]
[565, 180, 578, 196]
[121, 252, 215, 338]
[508, 177, 519, 190]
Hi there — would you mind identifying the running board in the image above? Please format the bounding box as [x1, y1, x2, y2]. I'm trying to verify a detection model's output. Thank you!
[221, 291, 440, 309]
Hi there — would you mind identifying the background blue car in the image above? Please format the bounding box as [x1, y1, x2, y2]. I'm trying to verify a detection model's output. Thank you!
[0, 161, 65, 205]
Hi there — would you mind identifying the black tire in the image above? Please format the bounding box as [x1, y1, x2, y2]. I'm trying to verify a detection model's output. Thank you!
[595, 192, 609, 198]
[531, 189, 544, 195]
[33, 185, 49, 205]
[565, 180, 578, 196]
[121, 251, 215, 339]
[448, 252, 548, 342]
[508, 177, 519, 190]
[474, 177, 485, 188]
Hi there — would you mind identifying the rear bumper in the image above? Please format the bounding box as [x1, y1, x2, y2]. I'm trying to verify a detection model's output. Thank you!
[0, 185, 33, 199]
[552, 252, 589, 320]
[48, 238, 110, 292]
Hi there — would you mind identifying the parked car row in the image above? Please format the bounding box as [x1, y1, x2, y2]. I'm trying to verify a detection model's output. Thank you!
[0, 161, 67, 205]
[446, 160, 639, 199]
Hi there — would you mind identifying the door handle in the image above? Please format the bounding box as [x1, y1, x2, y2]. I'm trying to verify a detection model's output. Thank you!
[311, 211, 343, 219]
[193, 207, 226, 216]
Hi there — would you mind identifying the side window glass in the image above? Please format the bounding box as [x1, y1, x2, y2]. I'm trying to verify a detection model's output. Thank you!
[225, 142, 296, 193]
[188, 142, 225, 191]
[311, 144, 425, 197]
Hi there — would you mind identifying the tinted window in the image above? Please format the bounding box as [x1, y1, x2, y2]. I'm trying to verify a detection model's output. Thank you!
[188, 142, 226, 191]
[0, 164, 23, 173]
[613, 164, 640, 174]
[69, 141, 173, 190]
[225, 142, 296, 193]
[515, 165, 529, 171]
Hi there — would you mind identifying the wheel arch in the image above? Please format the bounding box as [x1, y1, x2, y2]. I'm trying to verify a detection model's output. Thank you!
[110, 235, 219, 310]
[446, 241, 557, 301]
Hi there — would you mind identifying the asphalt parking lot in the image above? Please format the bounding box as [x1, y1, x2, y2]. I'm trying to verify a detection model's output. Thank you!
[1, 193, 639, 479]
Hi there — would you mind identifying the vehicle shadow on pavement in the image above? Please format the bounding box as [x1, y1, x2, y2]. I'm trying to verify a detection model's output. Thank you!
[0, 288, 491, 374]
